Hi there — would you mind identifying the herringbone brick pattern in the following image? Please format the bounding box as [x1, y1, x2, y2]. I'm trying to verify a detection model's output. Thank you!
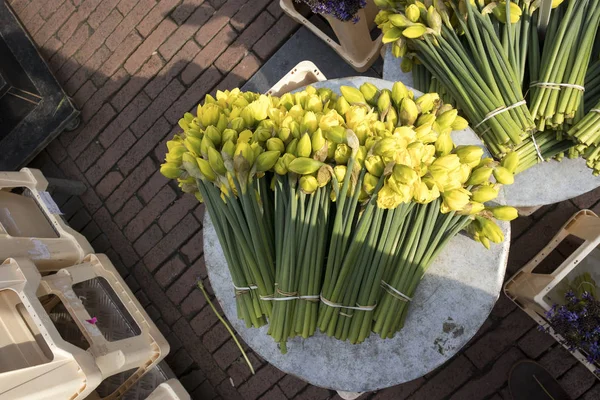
[11, 0, 600, 398]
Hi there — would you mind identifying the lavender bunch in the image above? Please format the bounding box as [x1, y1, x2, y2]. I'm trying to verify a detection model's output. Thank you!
[298, 0, 367, 22]
[546, 291, 600, 367]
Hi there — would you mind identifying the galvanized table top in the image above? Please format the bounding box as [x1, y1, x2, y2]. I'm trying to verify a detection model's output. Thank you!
[204, 77, 510, 393]
[383, 45, 600, 208]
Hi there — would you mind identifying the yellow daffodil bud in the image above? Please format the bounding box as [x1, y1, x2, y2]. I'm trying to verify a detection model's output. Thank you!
[196, 158, 216, 181]
[200, 103, 221, 128]
[403, 24, 427, 38]
[456, 146, 484, 168]
[334, 144, 352, 164]
[235, 142, 255, 165]
[441, 188, 471, 213]
[208, 147, 227, 175]
[356, 145, 367, 166]
[166, 136, 183, 150]
[216, 114, 228, 133]
[333, 165, 347, 183]
[300, 176, 319, 194]
[377, 90, 392, 114]
[254, 127, 271, 142]
[392, 38, 408, 58]
[267, 137, 285, 153]
[406, 4, 420, 22]
[457, 201, 485, 215]
[552, 0, 565, 8]
[392, 81, 410, 107]
[501, 152, 519, 174]
[255, 151, 281, 172]
[493, 166, 515, 185]
[200, 135, 215, 158]
[311, 129, 327, 153]
[194, 191, 203, 203]
[415, 93, 439, 114]
[386, 106, 399, 126]
[160, 162, 183, 179]
[401, 56, 413, 73]
[360, 82, 380, 106]
[278, 127, 291, 142]
[274, 158, 287, 175]
[427, 5, 442, 34]
[436, 109, 458, 129]
[399, 97, 419, 126]
[435, 132, 453, 156]
[389, 13, 413, 27]
[448, 118, 467, 134]
[301, 111, 319, 134]
[335, 96, 351, 115]
[222, 140, 236, 158]
[477, 217, 504, 243]
[433, 154, 461, 171]
[205, 125, 221, 147]
[393, 164, 418, 185]
[488, 206, 519, 221]
[471, 185, 499, 203]
[363, 172, 379, 195]
[222, 128, 238, 143]
[286, 138, 298, 156]
[377, 183, 405, 209]
[492, 1, 522, 24]
[240, 107, 254, 128]
[184, 136, 203, 156]
[466, 167, 493, 186]
[305, 95, 323, 113]
[288, 157, 324, 175]
[229, 117, 246, 133]
[166, 144, 187, 163]
[340, 86, 367, 105]
[382, 27, 403, 43]
[325, 126, 347, 144]
[413, 180, 440, 203]
[297, 133, 313, 158]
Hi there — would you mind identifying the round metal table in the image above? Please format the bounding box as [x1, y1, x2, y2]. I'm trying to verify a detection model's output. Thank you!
[382, 45, 600, 208]
[203, 77, 511, 393]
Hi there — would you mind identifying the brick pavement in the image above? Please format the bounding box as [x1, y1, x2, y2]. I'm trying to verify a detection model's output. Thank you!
[10, 0, 600, 398]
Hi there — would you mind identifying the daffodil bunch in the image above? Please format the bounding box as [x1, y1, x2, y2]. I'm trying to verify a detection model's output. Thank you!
[160, 82, 517, 349]
[375, 0, 582, 174]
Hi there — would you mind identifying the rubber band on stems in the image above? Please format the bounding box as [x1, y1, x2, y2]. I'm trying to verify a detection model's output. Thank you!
[475, 100, 527, 129]
[259, 288, 320, 302]
[592, 109, 600, 113]
[319, 293, 377, 311]
[530, 82, 586, 92]
[380, 280, 412, 302]
[530, 134, 545, 163]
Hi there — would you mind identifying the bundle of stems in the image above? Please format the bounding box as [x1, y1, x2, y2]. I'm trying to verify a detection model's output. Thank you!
[529, 0, 600, 130]
[372, 200, 472, 338]
[316, 82, 517, 343]
[267, 176, 331, 352]
[412, 62, 455, 107]
[584, 57, 600, 111]
[196, 177, 273, 327]
[566, 98, 600, 174]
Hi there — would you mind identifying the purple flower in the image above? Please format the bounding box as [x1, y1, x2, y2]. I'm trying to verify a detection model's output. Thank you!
[298, 0, 367, 22]
[546, 291, 600, 368]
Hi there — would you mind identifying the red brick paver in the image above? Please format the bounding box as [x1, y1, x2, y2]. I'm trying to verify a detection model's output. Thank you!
[11, 0, 600, 398]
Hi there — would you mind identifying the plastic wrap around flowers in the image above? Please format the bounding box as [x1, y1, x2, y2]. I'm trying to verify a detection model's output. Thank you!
[160, 83, 518, 351]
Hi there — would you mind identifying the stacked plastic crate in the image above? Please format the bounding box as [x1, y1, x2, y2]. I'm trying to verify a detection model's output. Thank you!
[0, 168, 189, 400]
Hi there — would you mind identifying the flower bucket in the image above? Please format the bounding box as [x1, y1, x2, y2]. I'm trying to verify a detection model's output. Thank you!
[505, 209, 600, 377]
[279, 0, 382, 72]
